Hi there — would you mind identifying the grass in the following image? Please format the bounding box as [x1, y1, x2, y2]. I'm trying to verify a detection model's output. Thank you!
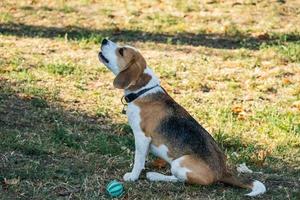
[276, 42, 300, 63]
[0, 0, 300, 199]
[43, 62, 77, 76]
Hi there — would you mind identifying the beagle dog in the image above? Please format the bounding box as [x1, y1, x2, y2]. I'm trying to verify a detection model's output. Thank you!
[98, 39, 266, 196]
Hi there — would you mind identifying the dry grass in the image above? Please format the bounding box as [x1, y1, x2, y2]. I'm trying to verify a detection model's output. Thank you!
[0, 0, 300, 199]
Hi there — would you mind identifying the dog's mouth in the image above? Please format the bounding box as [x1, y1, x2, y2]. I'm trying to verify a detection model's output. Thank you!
[99, 52, 109, 63]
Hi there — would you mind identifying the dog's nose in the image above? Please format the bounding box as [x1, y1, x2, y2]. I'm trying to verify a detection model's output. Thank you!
[102, 39, 108, 46]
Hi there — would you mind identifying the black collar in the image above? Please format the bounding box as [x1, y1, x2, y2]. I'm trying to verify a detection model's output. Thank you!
[123, 85, 160, 103]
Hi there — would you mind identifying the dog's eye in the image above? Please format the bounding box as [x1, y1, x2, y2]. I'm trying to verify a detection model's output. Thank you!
[119, 48, 124, 56]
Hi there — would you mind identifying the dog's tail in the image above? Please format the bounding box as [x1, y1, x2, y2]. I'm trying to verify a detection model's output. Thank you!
[220, 171, 266, 197]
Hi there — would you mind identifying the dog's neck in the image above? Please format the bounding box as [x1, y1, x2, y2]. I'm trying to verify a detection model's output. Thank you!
[124, 67, 161, 96]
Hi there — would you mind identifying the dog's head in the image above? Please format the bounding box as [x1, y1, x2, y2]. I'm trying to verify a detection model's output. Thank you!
[98, 39, 147, 89]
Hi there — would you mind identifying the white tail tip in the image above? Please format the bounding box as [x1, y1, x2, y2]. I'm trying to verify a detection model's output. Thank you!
[245, 180, 266, 197]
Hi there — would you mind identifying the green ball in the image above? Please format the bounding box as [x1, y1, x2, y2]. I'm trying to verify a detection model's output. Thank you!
[106, 180, 124, 197]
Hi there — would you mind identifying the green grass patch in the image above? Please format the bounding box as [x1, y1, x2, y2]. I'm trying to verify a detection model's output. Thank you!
[58, 5, 76, 13]
[0, 12, 13, 23]
[51, 125, 81, 149]
[43, 62, 76, 76]
[0, 131, 48, 156]
[21, 85, 48, 97]
[30, 97, 48, 108]
[276, 42, 300, 63]
[86, 133, 134, 155]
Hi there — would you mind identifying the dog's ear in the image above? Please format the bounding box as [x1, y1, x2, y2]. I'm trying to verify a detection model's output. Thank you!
[113, 52, 146, 89]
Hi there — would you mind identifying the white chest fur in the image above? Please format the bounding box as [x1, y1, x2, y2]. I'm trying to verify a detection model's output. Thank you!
[126, 103, 141, 130]
[126, 103, 150, 144]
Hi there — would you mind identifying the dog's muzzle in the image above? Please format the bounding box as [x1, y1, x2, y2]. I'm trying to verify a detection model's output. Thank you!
[99, 52, 109, 63]
[99, 39, 109, 63]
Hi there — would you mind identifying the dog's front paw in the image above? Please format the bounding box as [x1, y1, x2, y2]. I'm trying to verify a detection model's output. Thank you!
[123, 172, 139, 182]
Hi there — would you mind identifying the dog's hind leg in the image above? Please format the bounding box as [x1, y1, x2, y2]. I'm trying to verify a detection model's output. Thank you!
[172, 155, 215, 185]
[146, 156, 194, 183]
[146, 172, 179, 182]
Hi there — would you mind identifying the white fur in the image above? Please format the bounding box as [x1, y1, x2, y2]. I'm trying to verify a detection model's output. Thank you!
[245, 180, 266, 197]
[99, 40, 120, 75]
[150, 144, 173, 164]
[146, 172, 178, 182]
[170, 157, 191, 182]
[124, 103, 151, 181]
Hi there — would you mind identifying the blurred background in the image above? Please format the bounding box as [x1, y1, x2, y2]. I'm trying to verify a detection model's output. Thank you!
[0, 0, 299, 199]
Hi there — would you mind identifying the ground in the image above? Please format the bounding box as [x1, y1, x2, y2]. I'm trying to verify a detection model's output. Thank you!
[0, 0, 300, 199]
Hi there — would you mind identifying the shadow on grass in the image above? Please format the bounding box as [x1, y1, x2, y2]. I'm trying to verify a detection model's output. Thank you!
[0, 79, 134, 157]
[1, 23, 300, 50]
[0, 78, 135, 198]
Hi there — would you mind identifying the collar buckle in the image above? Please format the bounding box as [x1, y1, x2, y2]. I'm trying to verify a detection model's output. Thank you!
[121, 96, 128, 115]
[121, 96, 127, 105]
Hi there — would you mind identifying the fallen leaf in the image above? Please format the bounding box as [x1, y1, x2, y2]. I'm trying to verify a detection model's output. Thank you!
[282, 78, 291, 85]
[232, 106, 243, 114]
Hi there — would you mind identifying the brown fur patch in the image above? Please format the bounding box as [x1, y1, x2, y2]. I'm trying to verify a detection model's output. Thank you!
[134, 98, 168, 142]
[113, 47, 148, 89]
[180, 155, 215, 185]
[127, 73, 151, 91]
